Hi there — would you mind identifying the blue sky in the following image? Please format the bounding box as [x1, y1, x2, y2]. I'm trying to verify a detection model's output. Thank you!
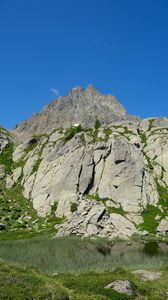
[0, 0, 168, 129]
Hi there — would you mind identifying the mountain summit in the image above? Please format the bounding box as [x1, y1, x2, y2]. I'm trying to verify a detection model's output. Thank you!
[14, 85, 137, 136]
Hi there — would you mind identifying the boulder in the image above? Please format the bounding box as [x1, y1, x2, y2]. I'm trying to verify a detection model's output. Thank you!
[5, 176, 14, 189]
[133, 270, 162, 281]
[157, 218, 168, 235]
[12, 167, 22, 183]
[105, 280, 133, 296]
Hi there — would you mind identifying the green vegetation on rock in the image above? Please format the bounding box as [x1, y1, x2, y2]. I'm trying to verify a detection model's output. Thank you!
[71, 202, 78, 212]
[139, 204, 160, 234]
[62, 125, 83, 143]
[107, 205, 126, 216]
[0, 143, 14, 173]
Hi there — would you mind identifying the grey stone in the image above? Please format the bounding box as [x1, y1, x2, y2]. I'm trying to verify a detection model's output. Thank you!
[133, 270, 162, 281]
[5, 176, 14, 189]
[157, 218, 168, 235]
[12, 167, 22, 183]
[105, 280, 133, 296]
[0, 164, 5, 179]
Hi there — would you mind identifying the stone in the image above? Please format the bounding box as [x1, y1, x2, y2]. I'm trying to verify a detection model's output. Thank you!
[12, 140, 29, 162]
[12, 167, 22, 183]
[0, 130, 9, 153]
[0, 164, 5, 179]
[140, 230, 149, 236]
[83, 205, 106, 226]
[5, 176, 14, 189]
[23, 154, 39, 180]
[105, 280, 133, 296]
[157, 218, 168, 235]
[133, 270, 162, 281]
[49, 131, 62, 142]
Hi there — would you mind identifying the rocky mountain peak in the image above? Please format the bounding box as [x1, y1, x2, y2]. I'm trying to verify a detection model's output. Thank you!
[69, 85, 99, 96]
[69, 86, 84, 95]
[13, 85, 138, 138]
[85, 84, 100, 95]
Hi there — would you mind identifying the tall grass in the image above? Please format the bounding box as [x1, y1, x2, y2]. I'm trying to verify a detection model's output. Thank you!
[0, 236, 168, 274]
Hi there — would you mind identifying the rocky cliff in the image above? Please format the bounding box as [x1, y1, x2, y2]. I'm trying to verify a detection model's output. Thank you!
[1, 86, 168, 239]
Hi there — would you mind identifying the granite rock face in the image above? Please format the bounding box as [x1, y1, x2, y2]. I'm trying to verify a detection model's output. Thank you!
[1, 86, 168, 239]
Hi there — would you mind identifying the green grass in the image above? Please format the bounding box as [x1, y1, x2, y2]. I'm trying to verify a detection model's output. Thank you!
[0, 143, 14, 173]
[0, 180, 64, 236]
[0, 262, 69, 300]
[107, 205, 126, 216]
[139, 204, 160, 234]
[1, 261, 168, 299]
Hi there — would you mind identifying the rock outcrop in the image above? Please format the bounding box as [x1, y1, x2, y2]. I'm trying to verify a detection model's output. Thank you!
[1, 86, 168, 239]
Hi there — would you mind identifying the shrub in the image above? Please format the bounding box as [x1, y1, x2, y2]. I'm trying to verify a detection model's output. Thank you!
[71, 203, 78, 213]
[63, 125, 83, 143]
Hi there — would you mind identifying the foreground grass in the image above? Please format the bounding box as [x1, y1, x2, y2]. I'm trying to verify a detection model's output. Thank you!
[1, 262, 168, 299]
[0, 236, 168, 274]
[0, 262, 69, 300]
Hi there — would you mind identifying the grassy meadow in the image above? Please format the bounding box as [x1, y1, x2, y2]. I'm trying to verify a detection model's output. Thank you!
[1, 260, 168, 300]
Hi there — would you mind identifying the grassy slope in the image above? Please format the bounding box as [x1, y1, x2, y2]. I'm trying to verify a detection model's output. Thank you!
[1, 262, 168, 300]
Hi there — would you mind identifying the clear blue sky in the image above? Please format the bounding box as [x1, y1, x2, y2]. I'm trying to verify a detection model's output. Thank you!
[0, 0, 168, 129]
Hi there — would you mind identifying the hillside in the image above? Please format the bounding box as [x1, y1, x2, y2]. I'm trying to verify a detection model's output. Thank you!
[0, 86, 168, 240]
